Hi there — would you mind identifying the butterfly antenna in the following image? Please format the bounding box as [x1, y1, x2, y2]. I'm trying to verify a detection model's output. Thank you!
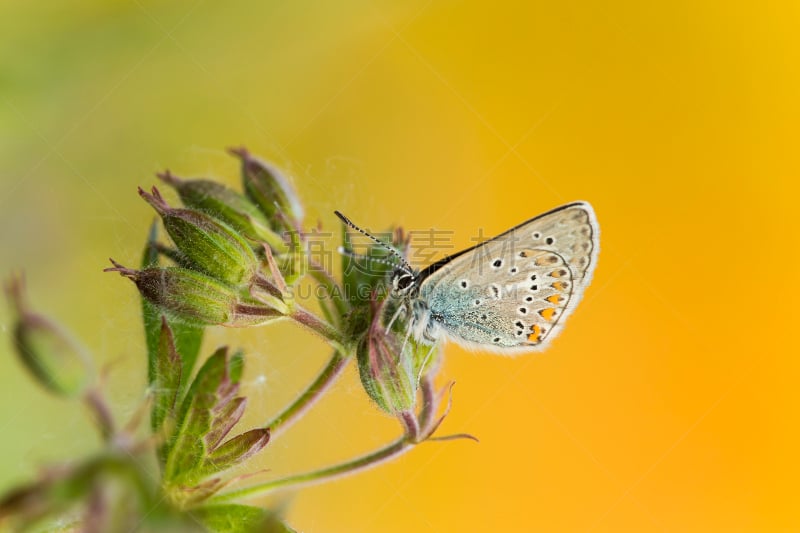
[334, 211, 413, 274]
[336, 246, 401, 270]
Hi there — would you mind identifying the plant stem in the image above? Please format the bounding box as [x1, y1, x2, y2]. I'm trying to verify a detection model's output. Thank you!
[418, 374, 436, 437]
[211, 436, 413, 502]
[265, 350, 350, 438]
[289, 305, 346, 352]
[83, 388, 114, 443]
[399, 410, 420, 442]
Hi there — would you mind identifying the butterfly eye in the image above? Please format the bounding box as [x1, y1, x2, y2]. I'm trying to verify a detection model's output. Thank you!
[396, 275, 414, 291]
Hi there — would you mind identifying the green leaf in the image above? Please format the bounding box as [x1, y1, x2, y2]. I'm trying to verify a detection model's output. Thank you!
[141, 221, 204, 392]
[172, 326, 204, 392]
[152, 318, 183, 466]
[192, 504, 295, 533]
[165, 391, 214, 483]
[197, 428, 270, 480]
[162, 345, 269, 495]
[204, 397, 246, 454]
[228, 349, 245, 384]
[174, 347, 230, 432]
[165, 348, 229, 484]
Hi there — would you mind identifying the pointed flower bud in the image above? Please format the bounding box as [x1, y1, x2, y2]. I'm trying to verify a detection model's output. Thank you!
[157, 171, 288, 253]
[229, 147, 303, 231]
[357, 297, 418, 416]
[5, 276, 93, 398]
[138, 186, 258, 286]
[105, 262, 282, 327]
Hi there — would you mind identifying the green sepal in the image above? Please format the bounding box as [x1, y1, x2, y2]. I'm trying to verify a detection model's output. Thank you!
[357, 331, 416, 415]
[192, 504, 296, 533]
[10, 315, 92, 399]
[232, 147, 304, 232]
[196, 428, 271, 480]
[136, 266, 240, 326]
[158, 172, 288, 254]
[204, 397, 247, 452]
[141, 222, 203, 392]
[355, 292, 437, 417]
[140, 187, 259, 286]
[280, 229, 306, 286]
[5, 277, 93, 399]
[109, 261, 283, 328]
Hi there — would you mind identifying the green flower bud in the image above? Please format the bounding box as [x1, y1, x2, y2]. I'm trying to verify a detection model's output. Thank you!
[229, 147, 304, 231]
[157, 171, 288, 253]
[357, 300, 417, 416]
[5, 277, 93, 398]
[139, 186, 259, 286]
[105, 262, 281, 327]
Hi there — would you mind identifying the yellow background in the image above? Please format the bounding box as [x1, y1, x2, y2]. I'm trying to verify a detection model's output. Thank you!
[1, 1, 798, 531]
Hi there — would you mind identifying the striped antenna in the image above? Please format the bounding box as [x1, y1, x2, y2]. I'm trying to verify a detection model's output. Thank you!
[334, 211, 413, 274]
[336, 246, 405, 270]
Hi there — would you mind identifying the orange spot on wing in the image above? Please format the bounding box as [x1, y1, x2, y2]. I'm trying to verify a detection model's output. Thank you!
[539, 308, 556, 321]
[528, 324, 542, 342]
[551, 269, 567, 278]
[546, 295, 562, 304]
[535, 254, 558, 266]
[552, 281, 566, 291]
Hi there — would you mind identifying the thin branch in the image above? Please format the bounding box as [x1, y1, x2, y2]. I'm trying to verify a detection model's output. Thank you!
[211, 437, 413, 502]
[289, 305, 346, 352]
[265, 351, 350, 438]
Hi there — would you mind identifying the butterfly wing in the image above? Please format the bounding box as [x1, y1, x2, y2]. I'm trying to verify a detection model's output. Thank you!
[416, 202, 599, 354]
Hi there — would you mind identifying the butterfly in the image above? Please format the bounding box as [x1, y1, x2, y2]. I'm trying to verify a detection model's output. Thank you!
[335, 202, 599, 354]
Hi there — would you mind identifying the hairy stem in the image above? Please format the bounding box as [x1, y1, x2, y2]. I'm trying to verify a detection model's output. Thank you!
[418, 374, 436, 437]
[211, 437, 413, 502]
[265, 350, 350, 438]
[83, 388, 115, 443]
[289, 305, 345, 352]
[399, 410, 420, 442]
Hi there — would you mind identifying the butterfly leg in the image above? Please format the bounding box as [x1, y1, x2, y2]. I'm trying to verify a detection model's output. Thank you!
[397, 312, 418, 363]
[415, 342, 439, 385]
[384, 301, 407, 334]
